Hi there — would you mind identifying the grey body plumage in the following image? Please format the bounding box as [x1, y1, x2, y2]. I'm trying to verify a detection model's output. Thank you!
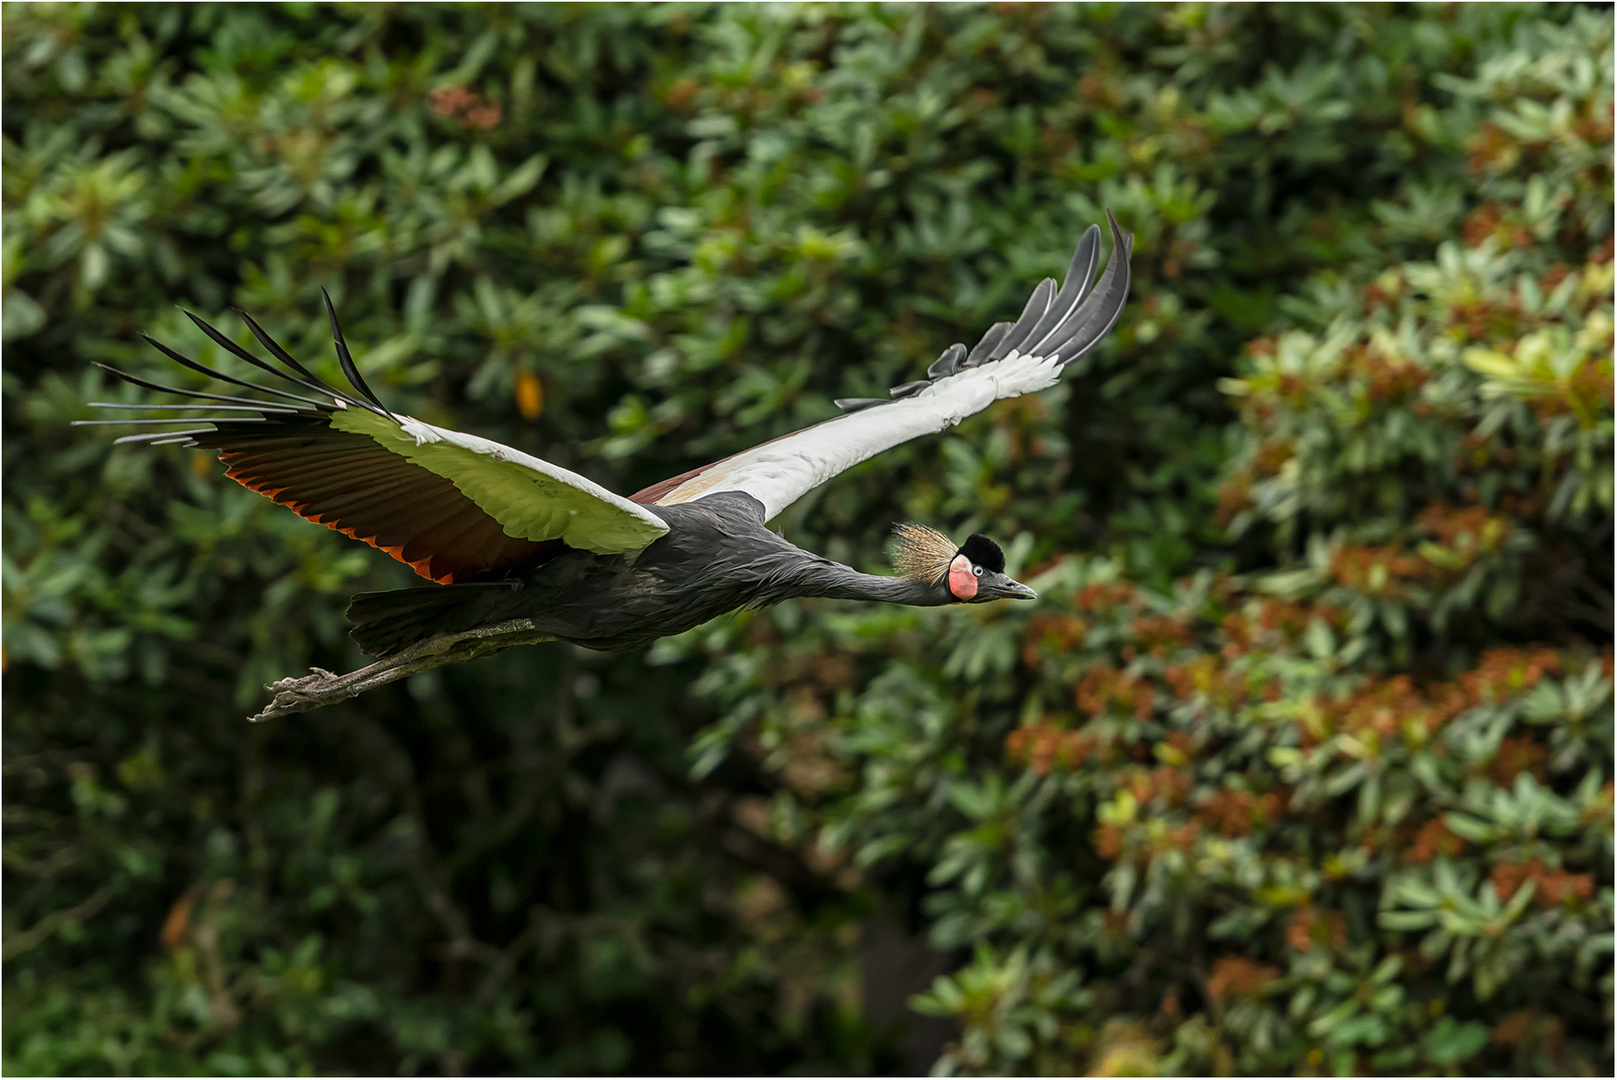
[347, 492, 1030, 656]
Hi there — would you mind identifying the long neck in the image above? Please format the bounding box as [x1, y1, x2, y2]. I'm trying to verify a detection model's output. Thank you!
[769, 555, 953, 607]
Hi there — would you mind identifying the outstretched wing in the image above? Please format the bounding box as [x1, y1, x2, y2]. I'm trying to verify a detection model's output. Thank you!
[633, 212, 1133, 521]
[78, 295, 668, 584]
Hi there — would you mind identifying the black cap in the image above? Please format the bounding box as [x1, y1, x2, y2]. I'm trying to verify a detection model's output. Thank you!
[957, 534, 1005, 574]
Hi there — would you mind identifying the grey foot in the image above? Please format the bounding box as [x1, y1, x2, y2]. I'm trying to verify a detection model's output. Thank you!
[249, 620, 552, 722]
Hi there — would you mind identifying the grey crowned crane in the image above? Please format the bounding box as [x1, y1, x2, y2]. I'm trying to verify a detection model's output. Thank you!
[80, 213, 1132, 720]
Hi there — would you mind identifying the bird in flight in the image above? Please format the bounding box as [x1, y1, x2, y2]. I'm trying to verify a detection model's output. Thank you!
[80, 213, 1131, 720]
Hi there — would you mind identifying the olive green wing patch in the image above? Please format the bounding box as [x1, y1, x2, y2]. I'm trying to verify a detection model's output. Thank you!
[329, 408, 669, 555]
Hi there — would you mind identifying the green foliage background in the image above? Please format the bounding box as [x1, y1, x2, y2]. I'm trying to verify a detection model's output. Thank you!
[3, 3, 1611, 1075]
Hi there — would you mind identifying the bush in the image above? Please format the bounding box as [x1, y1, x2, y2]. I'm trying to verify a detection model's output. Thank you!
[4, 4, 1610, 1074]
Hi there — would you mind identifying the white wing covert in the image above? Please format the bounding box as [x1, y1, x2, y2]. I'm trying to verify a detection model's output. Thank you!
[650, 212, 1133, 521]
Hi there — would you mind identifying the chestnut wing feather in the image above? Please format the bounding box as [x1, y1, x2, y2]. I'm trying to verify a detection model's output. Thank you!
[208, 428, 556, 583]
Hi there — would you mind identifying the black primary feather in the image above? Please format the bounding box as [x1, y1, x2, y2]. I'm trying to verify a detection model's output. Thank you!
[957, 534, 1004, 573]
[824, 215, 1131, 415]
[1021, 224, 1101, 355]
[137, 333, 338, 411]
[988, 277, 1055, 361]
[964, 321, 1013, 368]
[320, 288, 397, 421]
[834, 396, 888, 413]
[234, 307, 328, 385]
[184, 308, 375, 414]
[90, 361, 316, 412]
[927, 343, 966, 379]
[86, 296, 406, 460]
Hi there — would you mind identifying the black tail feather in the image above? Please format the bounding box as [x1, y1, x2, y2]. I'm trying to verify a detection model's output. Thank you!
[346, 582, 522, 656]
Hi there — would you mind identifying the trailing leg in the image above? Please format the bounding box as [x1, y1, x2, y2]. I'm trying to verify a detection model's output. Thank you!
[250, 619, 554, 722]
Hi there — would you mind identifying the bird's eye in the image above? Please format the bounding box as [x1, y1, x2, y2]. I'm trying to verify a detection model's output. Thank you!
[972, 565, 983, 577]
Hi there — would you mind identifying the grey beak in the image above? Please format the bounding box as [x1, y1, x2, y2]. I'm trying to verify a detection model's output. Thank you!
[1001, 578, 1037, 601]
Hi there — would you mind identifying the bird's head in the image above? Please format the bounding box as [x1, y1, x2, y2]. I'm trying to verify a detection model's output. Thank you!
[892, 524, 1037, 604]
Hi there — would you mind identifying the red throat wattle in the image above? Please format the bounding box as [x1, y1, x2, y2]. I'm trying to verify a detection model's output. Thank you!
[947, 554, 978, 600]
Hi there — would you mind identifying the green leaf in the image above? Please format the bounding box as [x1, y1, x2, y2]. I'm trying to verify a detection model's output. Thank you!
[1424, 1018, 1489, 1065]
[2, 289, 46, 340]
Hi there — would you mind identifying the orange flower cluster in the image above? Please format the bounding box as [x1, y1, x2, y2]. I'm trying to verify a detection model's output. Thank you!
[1202, 572, 1241, 607]
[1076, 664, 1156, 720]
[1275, 373, 1315, 407]
[1299, 648, 1573, 753]
[1581, 781, 1614, 827]
[1448, 296, 1526, 344]
[1330, 675, 1469, 743]
[1123, 765, 1195, 809]
[1130, 614, 1193, 657]
[662, 77, 700, 113]
[1572, 99, 1615, 145]
[1195, 787, 1285, 838]
[426, 85, 502, 129]
[1157, 821, 1201, 853]
[1005, 721, 1110, 775]
[1462, 202, 1533, 250]
[1286, 903, 1348, 954]
[1206, 956, 1280, 1003]
[1362, 273, 1405, 315]
[1347, 346, 1429, 403]
[1092, 819, 1199, 861]
[1196, 600, 1338, 663]
[1405, 817, 1468, 864]
[1467, 122, 1515, 174]
[1162, 731, 1197, 759]
[1251, 438, 1294, 474]
[514, 370, 543, 419]
[1461, 647, 1562, 705]
[1075, 581, 1140, 613]
[1488, 736, 1550, 785]
[1164, 655, 1252, 710]
[1491, 1008, 1569, 1059]
[1418, 504, 1507, 553]
[1076, 75, 1119, 110]
[1330, 506, 1514, 595]
[1490, 858, 1594, 909]
[1022, 613, 1086, 666]
[1329, 543, 1427, 595]
[1218, 611, 1254, 655]
[1260, 598, 1343, 637]
[1215, 471, 1255, 526]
